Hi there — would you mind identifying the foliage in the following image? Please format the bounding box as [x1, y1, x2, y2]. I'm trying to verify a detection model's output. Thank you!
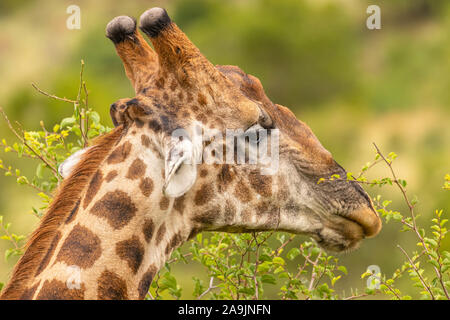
[0, 64, 448, 300]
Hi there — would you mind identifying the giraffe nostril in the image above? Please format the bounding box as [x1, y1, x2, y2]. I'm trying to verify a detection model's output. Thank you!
[106, 16, 136, 44]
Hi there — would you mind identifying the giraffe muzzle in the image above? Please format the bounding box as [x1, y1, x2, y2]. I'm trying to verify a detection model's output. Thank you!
[345, 207, 382, 238]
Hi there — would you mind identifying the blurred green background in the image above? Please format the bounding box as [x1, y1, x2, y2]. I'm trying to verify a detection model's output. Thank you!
[0, 0, 448, 299]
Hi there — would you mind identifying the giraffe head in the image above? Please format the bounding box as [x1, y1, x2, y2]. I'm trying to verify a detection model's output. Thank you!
[88, 7, 380, 253]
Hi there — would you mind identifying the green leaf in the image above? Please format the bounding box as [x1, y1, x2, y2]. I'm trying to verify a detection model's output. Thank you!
[424, 238, 438, 248]
[257, 261, 272, 273]
[337, 266, 348, 275]
[60, 117, 76, 128]
[36, 163, 45, 179]
[261, 274, 277, 284]
[272, 257, 285, 265]
[89, 111, 101, 125]
[87, 129, 99, 139]
[286, 248, 300, 260]
[331, 276, 341, 286]
[274, 266, 284, 274]
[16, 176, 29, 185]
[238, 287, 254, 295]
[5, 248, 13, 260]
[428, 259, 440, 269]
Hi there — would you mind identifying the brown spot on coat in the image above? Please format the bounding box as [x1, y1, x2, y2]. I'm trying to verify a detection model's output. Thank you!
[241, 209, 252, 222]
[135, 119, 144, 128]
[194, 184, 214, 206]
[198, 93, 207, 106]
[173, 195, 185, 215]
[148, 119, 162, 132]
[126, 158, 146, 180]
[107, 141, 132, 164]
[199, 168, 208, 177]
[139, 177, 154, 197]
[105, 170, 118, 182]
[192, 205, 220, 225]
[155, 223, 166, 246]
[90, 191, 137, 230]
[182, 111, 190, 118]
[217, 164, 234, 192]
[248, 170, 272, 197]
[97, 270, 128, 300]
[155, 77, 165, 89]
[36, 279, 85, 300]
[55, 224, 101, 269]
[234, 181, 253, 203]
[142, 219, 154, 243]
[224, 201, 236, 225]
[165, 232, 183, 255]
[83, 170, 103, 209]
[138, 266, 157, 299]
[116, 236, 144, 274]
[141, 134, 151, 148]
[35, 231, 61, 276]
[256, 200, 278, 217]
[159, 196, 170, 210]
[196, 113, 207, 123]
[20, 282, 40, 300]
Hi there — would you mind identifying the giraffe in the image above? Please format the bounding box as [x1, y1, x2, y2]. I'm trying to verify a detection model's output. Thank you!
[0, 7, 381, 300]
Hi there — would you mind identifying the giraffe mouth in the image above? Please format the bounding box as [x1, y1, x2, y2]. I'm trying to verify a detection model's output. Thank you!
[309, 213, 367, 253]
[314, 220, 365, 253]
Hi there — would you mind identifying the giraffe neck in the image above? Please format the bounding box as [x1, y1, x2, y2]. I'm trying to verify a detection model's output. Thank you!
[2, 128, 193, 300]
[29, 199, 191, 300]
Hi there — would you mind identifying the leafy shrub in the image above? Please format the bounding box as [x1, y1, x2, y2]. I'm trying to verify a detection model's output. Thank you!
[0, 63, 448, 299]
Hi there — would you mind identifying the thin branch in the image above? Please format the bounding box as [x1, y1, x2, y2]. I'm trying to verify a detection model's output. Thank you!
[397, 244, 434, 300]
[197, 277, 219, 300]
[31, 83, 76, 104]
[374, 143, 449, 299]
[305, 251, 322, 298]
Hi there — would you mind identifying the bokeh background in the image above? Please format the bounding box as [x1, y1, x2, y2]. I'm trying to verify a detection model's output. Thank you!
[0, 0, 448, 299]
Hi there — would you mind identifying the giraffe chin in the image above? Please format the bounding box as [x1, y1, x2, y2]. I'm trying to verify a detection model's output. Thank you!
[312, 217, 366, 253]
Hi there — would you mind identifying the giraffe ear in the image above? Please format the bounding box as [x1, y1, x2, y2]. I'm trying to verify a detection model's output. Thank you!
[163, 138, 198, 198]
[58, 147, 91, 178]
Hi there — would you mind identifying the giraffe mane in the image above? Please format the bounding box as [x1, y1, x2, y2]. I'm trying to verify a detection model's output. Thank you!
[0, 126, 124, 299]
